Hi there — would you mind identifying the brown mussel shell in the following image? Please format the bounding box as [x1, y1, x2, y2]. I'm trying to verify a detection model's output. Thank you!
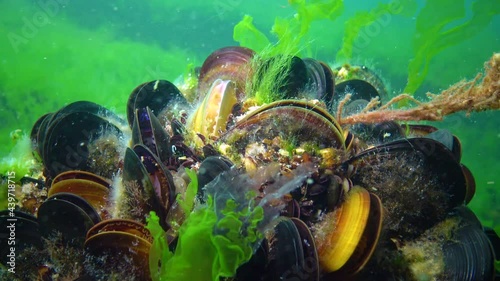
[49, 170, 110, 219]
[198, 46, 255, 102]
[219, 100, 345, 157]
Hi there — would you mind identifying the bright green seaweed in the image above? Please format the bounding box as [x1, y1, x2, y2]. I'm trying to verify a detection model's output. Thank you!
[146, 170, 264, 281]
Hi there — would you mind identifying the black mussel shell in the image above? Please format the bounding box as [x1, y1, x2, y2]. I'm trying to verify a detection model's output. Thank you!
[30, 112, 53, 159]
[42, 109, 124, 180]
[443, 221, 495, 280]
[350, 121, 405, 146]
[253, 55, 308, 100]
[197, 156, 233, 196]
[234, 240, 269, 281]
[335, 79, 379, 104]
[127, 80, 190, 128]
[333, 64, 387, 101]
[37, 193, 99, 246]
[303, 58, 335, 107]
[266, 217, 319, 281]
[343, 137, 467, 239]
[0, 210, 42, 266]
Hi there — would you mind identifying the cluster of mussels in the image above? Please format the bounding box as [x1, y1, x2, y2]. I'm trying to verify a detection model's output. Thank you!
[1, 46, 499, 281]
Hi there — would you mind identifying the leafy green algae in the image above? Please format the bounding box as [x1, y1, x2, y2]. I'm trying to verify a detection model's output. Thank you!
[146, 173, 264, 281]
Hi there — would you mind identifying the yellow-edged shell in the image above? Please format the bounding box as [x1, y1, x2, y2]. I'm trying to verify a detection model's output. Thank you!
[189, 78, 237, 146]
[317, 185, 383, 275]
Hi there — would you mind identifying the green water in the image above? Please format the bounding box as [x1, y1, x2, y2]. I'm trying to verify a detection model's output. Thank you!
[0, 0, 498, 230]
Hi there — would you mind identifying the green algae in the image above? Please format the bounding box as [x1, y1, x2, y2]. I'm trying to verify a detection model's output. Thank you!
[335, 0, 417, 62]
[0, 0, 196, 157]
[404, 0, 500, 94]
[146, 196, 263, 281]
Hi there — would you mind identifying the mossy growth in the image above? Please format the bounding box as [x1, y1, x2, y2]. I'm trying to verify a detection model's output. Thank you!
[233, 0, 344, 104]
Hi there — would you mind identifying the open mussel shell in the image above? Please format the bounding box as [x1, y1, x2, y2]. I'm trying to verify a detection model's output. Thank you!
[127, 79, 190, 128]
[38, 193, 100, 246]
[132, 107, 172, 162]
[317, 186, 383, 277]
[41, 108, 125, 180]
[198, 46, 255, 101]
[219, 100, 345, 158]
[133, 144, 176, 216]
[188, 78, 238, 144]
[84, 219, 152, 280]
[266, 217, 319, 281]
[48, 170, 110, 219]
[303, 58, 335, 107]
[122, 146, 173, 230]
[344, 137, 468, 239]
[0, 210, 42, 266]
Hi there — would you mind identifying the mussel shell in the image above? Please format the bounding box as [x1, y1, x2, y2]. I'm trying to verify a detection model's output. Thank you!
[253, 55, 308, 100]
[344, 138, 467, 238]
[198, 46, 255, 101]
[51, 170, 111, 188]
[189, 79, 238, 143]
[333, 64, 387, 101]
[84, 231, 151, 280]
[127, 80, 190, 128]
[45, 192, 101, 224]
[334, 79, 380, 103]
[0, 210, 42, 266]
[234, 240, 269, 281]
[318, 186, 383, 276]
[30, 112, 53, 158]
[133, 144, 176, 217]
[197, 156, 233, 196]
[267, 217, 319, 281]
[303, 58, 335, 107]
[50, 101, 126, 127]
[48, 172, 110, 219]
[461, 164, 476, 205]
[220, 100, 345, 153]
[122, 146, 170, 230]
[402, 125, 462, 162]
[86, 219, 152, 244]
[443, 224, 495, 280]
[38, 194, 98, 246]
[132, 107, 172, 162]
[42, 110, 124, 179]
